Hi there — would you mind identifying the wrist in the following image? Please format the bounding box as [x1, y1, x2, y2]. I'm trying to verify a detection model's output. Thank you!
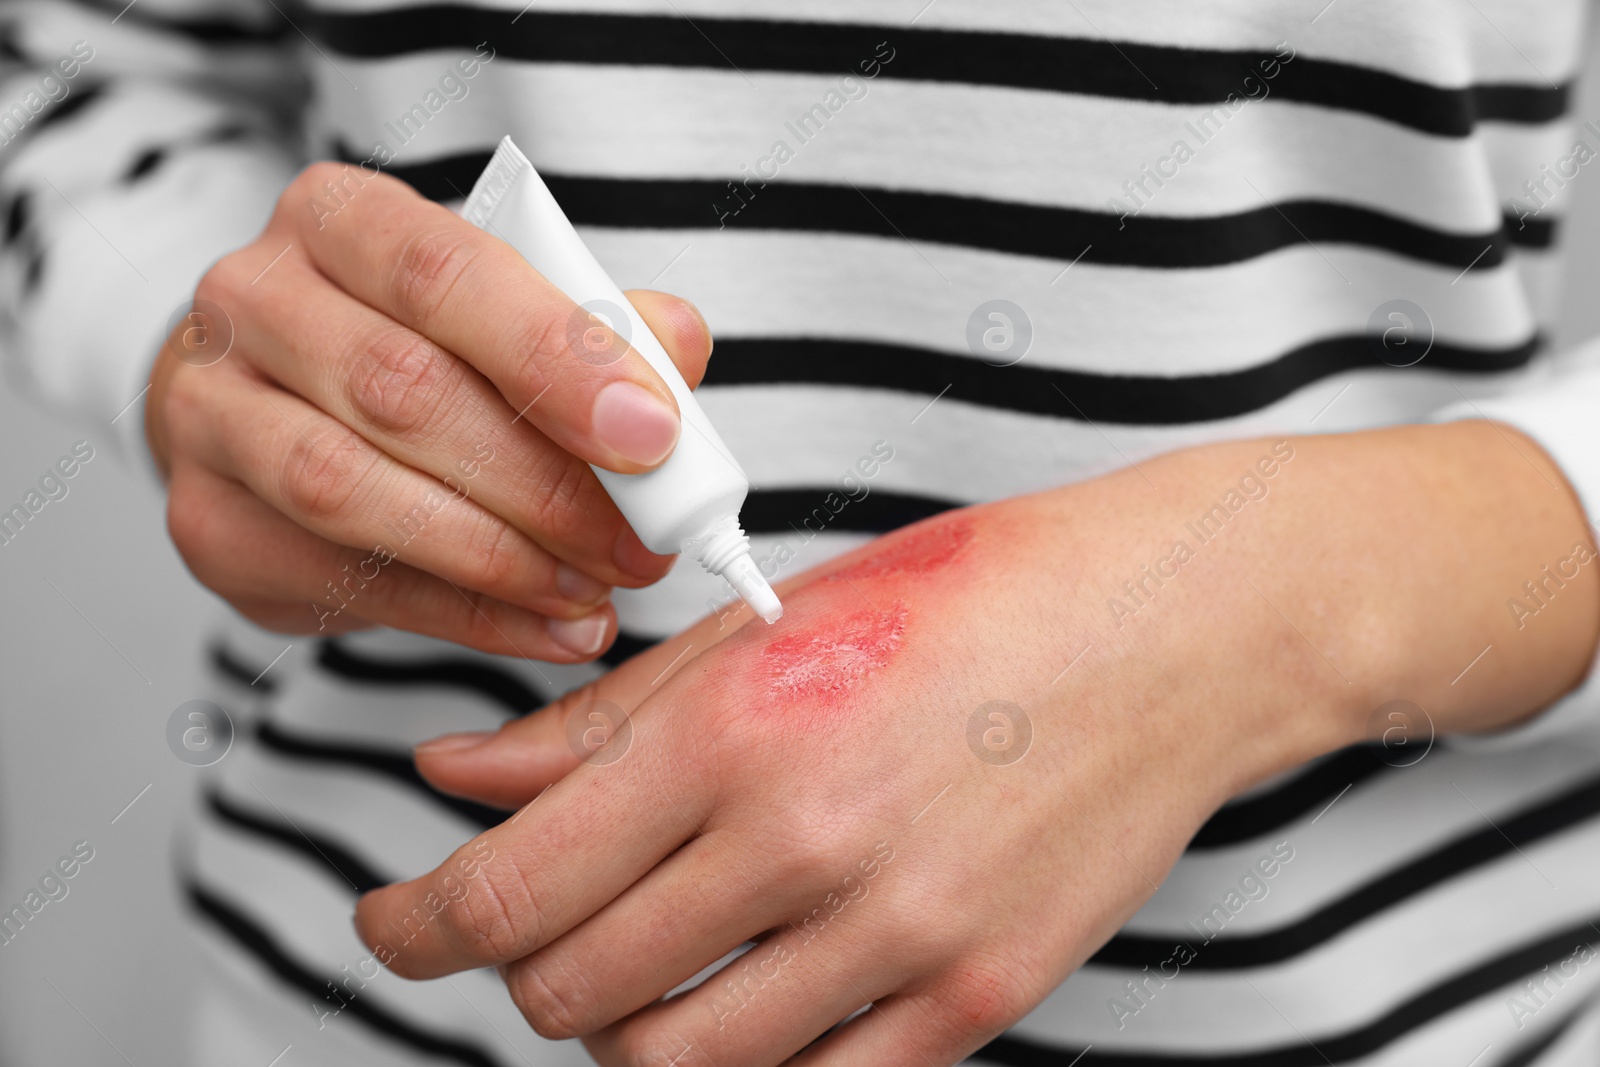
[1047, 419, 1599, 807]
[1334, 420, 1600, 738]
[1151, 423, 1599, 785]
[1032, 441, 1364, 809]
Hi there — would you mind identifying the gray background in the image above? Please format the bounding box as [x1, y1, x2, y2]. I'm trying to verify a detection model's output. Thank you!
[7, 28, 1600, 1067]
[0, 367, 215, 1060]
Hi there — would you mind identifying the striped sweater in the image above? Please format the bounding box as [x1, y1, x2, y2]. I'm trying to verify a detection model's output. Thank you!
[7, 1, 1600, 1064]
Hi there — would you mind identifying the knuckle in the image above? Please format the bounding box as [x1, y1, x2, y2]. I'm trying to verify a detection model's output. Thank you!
[442, 586, 509, 649]
[612, 1027, 696, 1067]
[389, 225, 481, 331]
[774, 822, 848, 882]
[459, 515, 525, 590]
[510, 957, 597, 1040]
[504, 305, 571, 399]
[754, 817, 857, 893]
[298, 161, 347, 194]
[346, 326, 458, 437]
[194, 251, 250, 310]
[233, 600, 318, 634]
[165, 480, 214, 570]
[521, 303, 571, 366]
[279, 425, 366, 521]
[935, 957, 1031, 1038]
[275, 164, 335, 231]
[779, 845, 835, 890]
[159, 374, 207, 454]
[166, 479, 255, 611]
[866, 881, 953, 963]
[284, 161, 346, 207]
[519, 454, 595, 545]
[453, 856, 540, 961]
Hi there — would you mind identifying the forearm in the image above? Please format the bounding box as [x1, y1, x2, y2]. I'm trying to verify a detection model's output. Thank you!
[1059, 420, 1600, 798]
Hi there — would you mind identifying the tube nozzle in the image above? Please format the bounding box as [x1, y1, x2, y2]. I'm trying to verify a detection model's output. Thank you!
[688, 517, 783, 624]
[721, 551, 783, 624]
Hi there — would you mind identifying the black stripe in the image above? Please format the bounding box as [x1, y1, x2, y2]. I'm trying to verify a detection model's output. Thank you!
[24, 242, 45, 292]
[1095, 767, 1600, 970]
[702, 334, 1540, 426]
[26, 84, 104, 138]
[120, 124, 260, 185]
[1513, 213, 1558, 249]
[1492, 989, 1600, 1067]
[350, 147, 1552, 268]
[205, 788, 392, 894]
[1189, 745, 1395, 850]
[318, 638, 543, 716]
[185, 881, 506, 1067]
[308, 10, 1565, 134]
[207, 640, 277, 693]
[362, 149, 1530, 273]
[68, 0, 288, 42]
[554, 176, 1528, 271]
[377, 134, 1559, 254]
[346, 146, 487, 202]
[0, 23, 24, 62]
[742, 488, 956, 536]
[3, 190, 30, 243]
[125, 146, 167, 182]
[977, 917, 1600, 1065]
[255, 719, 505, 830]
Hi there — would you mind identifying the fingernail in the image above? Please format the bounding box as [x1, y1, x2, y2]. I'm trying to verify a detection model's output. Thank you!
[415, 731, 495, 756]
[554, 562, 609, 605]
[591, 381, 679, 467]
[612, 526, 672, 580]
[549, 612, 608, 656]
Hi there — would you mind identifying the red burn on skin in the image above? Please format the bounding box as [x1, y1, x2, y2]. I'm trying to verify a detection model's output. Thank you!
[764, 601, 909, 699]
[829, 516, 975, 583]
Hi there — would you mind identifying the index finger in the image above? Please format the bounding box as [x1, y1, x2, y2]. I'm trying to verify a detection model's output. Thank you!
[415, 565, 815, 807]
[292, 165, 684, 475]
[352, 707, 707, 979]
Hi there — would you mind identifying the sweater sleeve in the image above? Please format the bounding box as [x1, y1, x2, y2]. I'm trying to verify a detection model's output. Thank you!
[0, 0, 306, 475]
[1432, 337, 1600, 749]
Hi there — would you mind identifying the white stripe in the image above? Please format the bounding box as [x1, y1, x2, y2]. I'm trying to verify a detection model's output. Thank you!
[691, 368, 1548, 507]
[303, 0, 1588, 86]
[319, 57, 1579, 231]
[582, 230, 1543, 376]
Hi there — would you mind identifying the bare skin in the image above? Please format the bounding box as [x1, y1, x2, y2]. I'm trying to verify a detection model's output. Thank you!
[145, 163, 713, 661]
[349, 421, 1599, 1066]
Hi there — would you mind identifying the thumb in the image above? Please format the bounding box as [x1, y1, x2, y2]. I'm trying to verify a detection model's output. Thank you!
[414, 682, 626, 809]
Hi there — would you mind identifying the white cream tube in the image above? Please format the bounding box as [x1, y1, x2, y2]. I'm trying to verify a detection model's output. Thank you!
[462, 136, 782, 624]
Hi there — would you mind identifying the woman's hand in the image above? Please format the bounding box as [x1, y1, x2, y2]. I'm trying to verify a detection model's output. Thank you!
[354, 422, 1598, 1066]
[146, 163, 713, 659]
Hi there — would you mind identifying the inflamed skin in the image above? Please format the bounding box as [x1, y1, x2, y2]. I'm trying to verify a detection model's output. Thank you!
[762, 601, 909, 701]
[828, 515, 976, 584]
[754, 515, 978, 704]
